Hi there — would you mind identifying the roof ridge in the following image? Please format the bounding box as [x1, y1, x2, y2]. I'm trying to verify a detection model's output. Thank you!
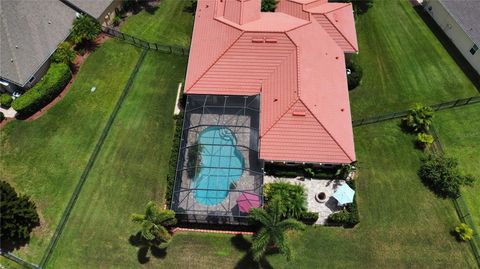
[322, 11, 357, 51]
[297, 98, 354, 162]
[186, 30, 245, 92]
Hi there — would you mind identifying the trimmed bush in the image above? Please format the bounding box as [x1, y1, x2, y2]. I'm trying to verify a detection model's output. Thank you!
[416, 132, 434, 149]
[346, 60, 363, 90]
[327, 180, 360, 227]
[0, 112, 4, 122]
[418, 154, 476, 198]
[328, 209, 349, 224]
[52, 42, 76, 65]
[264, 163, 343, 179]
[264, 182, 307, 219]
[0, 94, 13, 108]
[12, 63, 71, 117]
[165, 112, 184, 206]
[454, 223, 473, 241]
[300, 211, 319, 225]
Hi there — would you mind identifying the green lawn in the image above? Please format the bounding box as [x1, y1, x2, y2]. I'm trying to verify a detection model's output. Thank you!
[46, 52, 188, 268]
[120, 0, 194, 47]
[349, 0, 479, 119]
[0, 40, 141, 264]
[434, 104, 480, 231]
[45, 121, 476, 268]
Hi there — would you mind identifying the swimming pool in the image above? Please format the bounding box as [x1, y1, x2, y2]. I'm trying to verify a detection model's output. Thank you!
[193, 126, 244, 206]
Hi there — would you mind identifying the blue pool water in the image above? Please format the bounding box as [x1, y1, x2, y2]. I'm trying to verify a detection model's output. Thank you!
[193, 126, 244, 206]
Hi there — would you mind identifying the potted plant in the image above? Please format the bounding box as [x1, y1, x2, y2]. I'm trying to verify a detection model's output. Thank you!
[315, 192, 327, 203]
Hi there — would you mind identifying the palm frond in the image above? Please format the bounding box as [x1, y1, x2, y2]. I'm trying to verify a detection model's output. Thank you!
[249, 208, 272, 226]
[251, 228, 270, 261]
[130, 213, 145, 223]
[278, 218, 306, 232]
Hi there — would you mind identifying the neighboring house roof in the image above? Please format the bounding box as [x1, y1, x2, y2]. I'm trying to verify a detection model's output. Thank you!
[0, 0, 76, 87]
[439, 0, 480, 45]
[185, 0, 358, 164]
[64, 0, 115, 19]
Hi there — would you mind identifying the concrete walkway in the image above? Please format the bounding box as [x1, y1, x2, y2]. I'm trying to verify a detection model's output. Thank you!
[264, 176, 345, 225]
[0, 106, 17, 118]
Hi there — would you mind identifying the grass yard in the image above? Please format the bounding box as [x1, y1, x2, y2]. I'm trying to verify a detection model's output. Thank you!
[349, 0, 479, 119]
[434, 104, 480, 231]
[121, 0, 194, 47]
[46, 52, 188, 268]
[0, 40, 141, 264]
[44, 121, 477, 268]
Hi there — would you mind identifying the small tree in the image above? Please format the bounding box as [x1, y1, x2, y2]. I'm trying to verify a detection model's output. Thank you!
[250, 197, 305, 261]
[416, 132, 434, 149]
[261, 0, 278, 12]
[130, 201, 177, 245]
[0, 94, 13, 108]
[454, 223, 473, 241]
[0, 181, 40, 250]
[71, 15, 101, 45]
[418, 155, 475, 198]
[402, 104, 434, 133]
[52, 42, 76, 65]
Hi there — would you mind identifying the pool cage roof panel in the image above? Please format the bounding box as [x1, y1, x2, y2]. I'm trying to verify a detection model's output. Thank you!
[171, 95, 264, 224]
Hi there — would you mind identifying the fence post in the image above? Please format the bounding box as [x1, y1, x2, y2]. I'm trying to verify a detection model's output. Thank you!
[155, 43, 158, 51]
[452, 99, 460, 108]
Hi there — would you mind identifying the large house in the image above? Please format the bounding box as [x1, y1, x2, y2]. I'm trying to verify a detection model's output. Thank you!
[172, 0, 358, 223]
[0, 0, 121, 93]
[423, 0, 480, 74]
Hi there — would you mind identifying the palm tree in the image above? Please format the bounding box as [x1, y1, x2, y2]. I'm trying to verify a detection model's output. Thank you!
[249, 197, 306, 261]
[130, 201, 177, 245]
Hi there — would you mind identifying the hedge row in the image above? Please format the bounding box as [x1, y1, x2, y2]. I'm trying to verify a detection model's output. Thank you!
[264, 163, 344, 179]
[0, 94, 13, 108]
[12, 63, 71, 116]
[165, 112, 184, 207]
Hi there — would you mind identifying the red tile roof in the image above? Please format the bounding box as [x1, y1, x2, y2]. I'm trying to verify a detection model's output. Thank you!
[185, 0, 358, 164]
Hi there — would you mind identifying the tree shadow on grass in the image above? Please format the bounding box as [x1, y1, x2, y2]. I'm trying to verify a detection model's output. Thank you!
[231, 234, 274, 269]
[129, 232, 168, 264]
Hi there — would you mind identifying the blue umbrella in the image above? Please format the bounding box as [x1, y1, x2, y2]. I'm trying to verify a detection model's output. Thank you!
[333, 184, 355, 206]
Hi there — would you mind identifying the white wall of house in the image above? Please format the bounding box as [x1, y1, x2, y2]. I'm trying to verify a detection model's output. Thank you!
[424, 0, 480, 74]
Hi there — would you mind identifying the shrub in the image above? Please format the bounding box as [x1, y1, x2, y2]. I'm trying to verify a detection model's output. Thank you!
[418, 155, 476, 198]
[402, 104, 434, 133]
[416, 132, 434, 149]
[261, 0, 278, 12]
[165, 113, 184, 206]
[12, 63, 71, 116]
[0, 112, 4, 122]
[454, 223, 473, 241]
[0, 181, 40, 250]
[52, 42, 76, 65]
[328, 209, 349, 224]
[112, 15, 121, 26]
[0, 94, 13, 108]
[263, 182, 307, 219]
[346, 60, 363, 90]
[300, 211, 319, 225]
[71, 15, 101, 45]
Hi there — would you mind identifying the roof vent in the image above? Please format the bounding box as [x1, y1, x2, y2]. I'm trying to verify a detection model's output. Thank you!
[292, 109, 306, 116]
[252, 38, 264, 43]
[265, 38, 277, 43]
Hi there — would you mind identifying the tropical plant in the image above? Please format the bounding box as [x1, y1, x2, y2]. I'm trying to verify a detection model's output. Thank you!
[418, 155, 476, 198]
[416, 132, 434, 149]
[304, 168, 315, 178]
[0, 94, 13, 108]
[52, 42, 76, 65]
[261, 0, 278, 12]
[402, 104, 434, 133]
[130, 202, 177, 245]
[71, 15, 101, 45]
[249, 197, 306, 261]
[454, 223, 473, 241]
[0, 181, 40, 250]
[343, 0, 373, 15]
[263, 182, 307, 219]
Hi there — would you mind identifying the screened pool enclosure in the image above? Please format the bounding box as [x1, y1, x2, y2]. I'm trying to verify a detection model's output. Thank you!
[171, 95, 264, 224]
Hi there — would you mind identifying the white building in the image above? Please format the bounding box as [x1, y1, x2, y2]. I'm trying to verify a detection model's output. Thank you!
[423, 0, 480, 74]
